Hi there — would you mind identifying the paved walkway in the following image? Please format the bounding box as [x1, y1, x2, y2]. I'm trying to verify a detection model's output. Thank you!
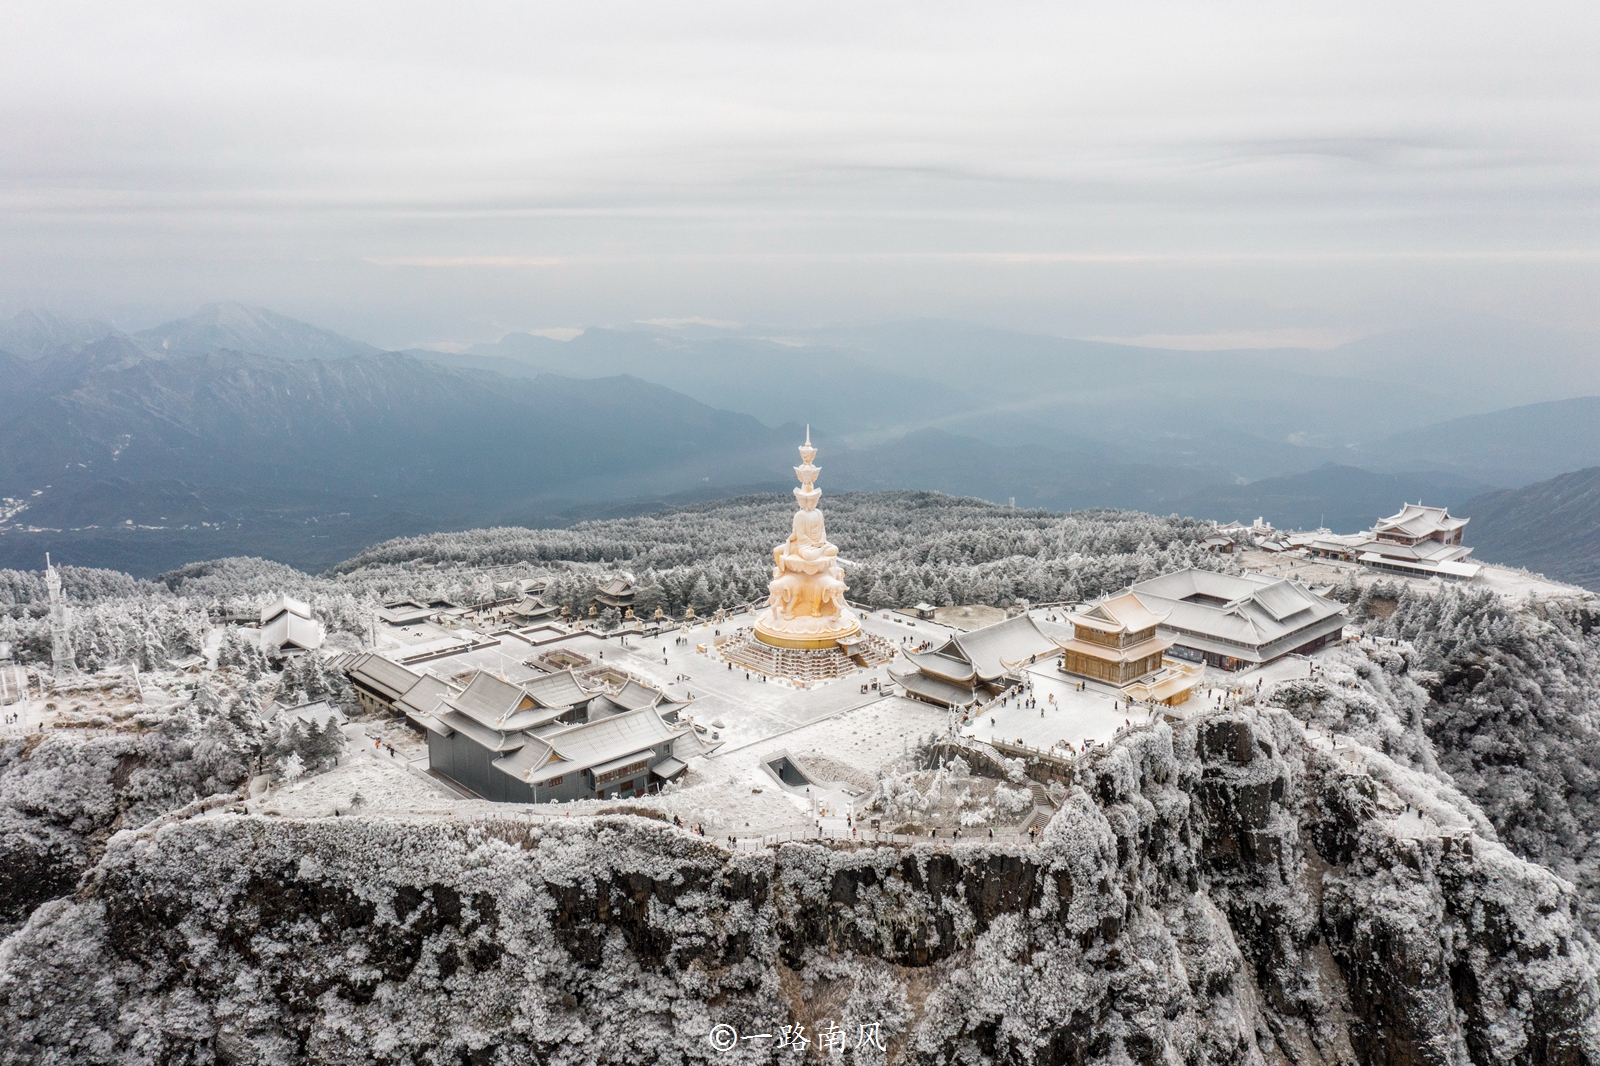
[572, 608, 957, 751]
[964, 664, 1150, 755]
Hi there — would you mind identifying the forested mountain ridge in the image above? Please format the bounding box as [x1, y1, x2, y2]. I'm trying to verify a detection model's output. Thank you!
[328, 491, 1219, 616]
[1465, 466, 1600, 590]
[5, 303, 1600, 584]
[0, 344, 799, 573]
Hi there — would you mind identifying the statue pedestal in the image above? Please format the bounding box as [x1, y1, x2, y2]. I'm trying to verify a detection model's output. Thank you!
[753, 612, 860, 650]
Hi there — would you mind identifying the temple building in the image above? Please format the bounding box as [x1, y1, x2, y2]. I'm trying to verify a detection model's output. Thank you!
[592, 576, 636, 613]
[261, 594, 323, 656]
[720, 430, 894, 681]
[505, 594, 559, 624]
[1309, 503, 1479, 579]
[415, 669, 698, 802]
[1127, 569, 1347, 670]
[1056, 593, 1171, 685]
[1053, 593, 1199, 706]
[890, 614, 1059, 707]
[344, 652, 424, 717]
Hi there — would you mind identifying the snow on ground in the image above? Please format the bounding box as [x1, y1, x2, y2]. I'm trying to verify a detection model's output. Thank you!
[1234, 656, 1315, 686]
[964, 665, 1149, 755]
[694, 695, 951, 829]
[559, 608, 957, 752]
[1235, 549, 1588, 603]
[243, 722, 460, 819]
[1476, 563, 1591, 601]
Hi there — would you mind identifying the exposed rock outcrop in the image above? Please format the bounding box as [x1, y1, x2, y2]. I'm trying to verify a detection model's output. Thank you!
[2, 709, 1596, 1064]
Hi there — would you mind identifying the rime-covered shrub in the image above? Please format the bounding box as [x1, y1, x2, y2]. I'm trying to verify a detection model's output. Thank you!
[1363, 587, 1600, 908]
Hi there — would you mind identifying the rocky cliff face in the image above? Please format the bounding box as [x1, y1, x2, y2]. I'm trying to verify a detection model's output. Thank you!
[2, 709, 1597, 1065]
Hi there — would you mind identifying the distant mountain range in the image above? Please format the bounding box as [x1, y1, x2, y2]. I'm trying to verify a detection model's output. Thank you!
[431, 318, 1600, 484]
[1345, 397, 1600, 487]
[0, 310, 117, 360]
[132, 303, 384, 361]
[1464, 467, 1600, 590]
[1167, 465, 1493, 534]
[0, 323, 798, 572]
[1, 303, 1597, 578]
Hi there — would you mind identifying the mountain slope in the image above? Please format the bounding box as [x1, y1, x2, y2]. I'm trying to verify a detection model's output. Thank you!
[0, 350, 797, 573]
[824, 428, 1212, 512]
[0, 309, 116, 360]
[1172, 463, 1492, 533]
[453, 322, 1449, 470]
[450, 327, 973, 437]
[1465, 466, 1600, 589]
[1328, 319, 1600, 406]
[132, 302, 384, 360]
[5, 710, 1596, 1063]
[1355, 396, 1600, 486]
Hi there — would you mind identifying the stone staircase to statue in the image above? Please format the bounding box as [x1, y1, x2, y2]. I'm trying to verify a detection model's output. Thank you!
[718, 627, 897, 682]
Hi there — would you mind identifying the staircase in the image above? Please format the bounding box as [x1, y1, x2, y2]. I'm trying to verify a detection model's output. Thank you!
[1018, 781, 1057, 833]
[717, 627, 900, 682]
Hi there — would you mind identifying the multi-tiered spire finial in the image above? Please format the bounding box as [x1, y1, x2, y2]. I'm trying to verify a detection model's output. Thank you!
[795, 425, 821, 504]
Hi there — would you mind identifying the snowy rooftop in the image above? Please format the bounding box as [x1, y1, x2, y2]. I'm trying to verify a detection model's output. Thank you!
[1130, 568, 1347, 656]
[1375, 502, 1468, 538]
[938, 614, 1058, 681]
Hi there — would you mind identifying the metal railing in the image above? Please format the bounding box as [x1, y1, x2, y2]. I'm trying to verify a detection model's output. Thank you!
[709, 822, 1046, 849]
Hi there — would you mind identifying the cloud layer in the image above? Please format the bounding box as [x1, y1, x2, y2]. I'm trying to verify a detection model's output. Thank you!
[1, 1, 1596, 344]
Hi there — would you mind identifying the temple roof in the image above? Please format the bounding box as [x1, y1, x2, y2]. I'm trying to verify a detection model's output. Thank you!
[345, 652, 422, 702]
[520, 669, 593, 710]
[938, 614, 1058, 681]
[609, 678, 666, 711]
[889, 666, 977, 707]
[1072, 592, 1169, 635]
[1055, 632, 1172, 664]
[1129, 569, 1346, 651]
[443, 672, 535, 729]
[439, 709, 527, 752]
[902, 649, 977, 683]
[1360, 539, 1473, 564]
[396, 674, 458, 720]
[261, 594, 311, 625]
[493, 705, 686, 785]
[262, 608, 322, 651]
[1375, 503, 1468, 537]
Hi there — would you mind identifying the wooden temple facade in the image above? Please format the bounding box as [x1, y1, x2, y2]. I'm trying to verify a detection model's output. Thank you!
[1056, 593, 1173, 686]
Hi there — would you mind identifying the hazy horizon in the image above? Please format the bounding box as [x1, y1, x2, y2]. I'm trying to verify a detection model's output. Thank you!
[2, 2, 1597, 352]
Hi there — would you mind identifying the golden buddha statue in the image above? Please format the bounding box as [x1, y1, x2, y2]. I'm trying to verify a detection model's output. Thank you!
[754, 429, 861, 649]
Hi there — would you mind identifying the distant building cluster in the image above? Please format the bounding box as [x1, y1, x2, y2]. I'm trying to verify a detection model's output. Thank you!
[1203, 503, 1480, 580]
[1305, 503, 1479, 580]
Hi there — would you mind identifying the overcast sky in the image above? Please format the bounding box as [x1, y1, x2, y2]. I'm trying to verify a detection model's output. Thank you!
[1, 2, 1597, 348]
